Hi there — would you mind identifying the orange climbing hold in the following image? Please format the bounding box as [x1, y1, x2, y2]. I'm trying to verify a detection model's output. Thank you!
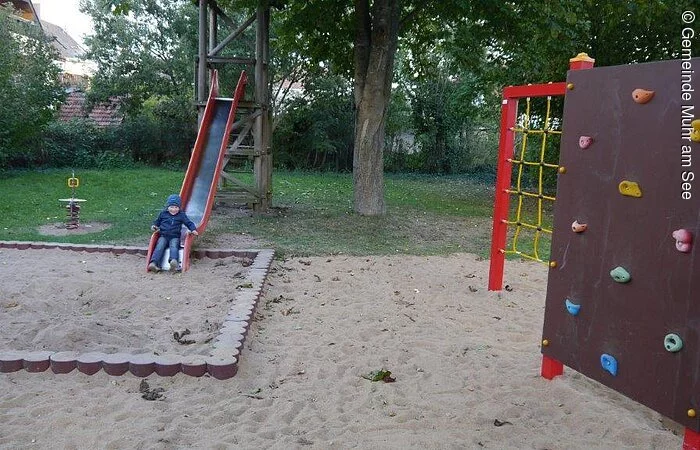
[632, 88, 655, 104]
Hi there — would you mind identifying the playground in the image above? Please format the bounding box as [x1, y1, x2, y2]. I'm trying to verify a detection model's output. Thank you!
[0, 248, 684, 449]
[1, 0, 697, 448]
[0, 54, 697, 450]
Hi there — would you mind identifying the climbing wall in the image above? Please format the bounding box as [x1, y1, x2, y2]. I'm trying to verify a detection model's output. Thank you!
[541, 58, 700, 430]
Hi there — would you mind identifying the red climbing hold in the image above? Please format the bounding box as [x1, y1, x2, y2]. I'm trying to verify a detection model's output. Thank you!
[672, 229, 693, 253]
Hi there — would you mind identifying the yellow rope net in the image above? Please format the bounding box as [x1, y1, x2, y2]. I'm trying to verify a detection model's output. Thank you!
[503, 96, 561, 263]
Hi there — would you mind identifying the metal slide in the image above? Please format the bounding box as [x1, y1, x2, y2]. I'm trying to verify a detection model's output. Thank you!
[146, 70, 248, 272]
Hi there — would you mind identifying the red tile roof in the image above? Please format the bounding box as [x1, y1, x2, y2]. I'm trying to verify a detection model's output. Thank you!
[58, 91, 124, 127]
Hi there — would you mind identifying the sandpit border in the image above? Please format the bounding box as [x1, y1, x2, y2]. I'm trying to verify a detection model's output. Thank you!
[0, 240, 274, 380]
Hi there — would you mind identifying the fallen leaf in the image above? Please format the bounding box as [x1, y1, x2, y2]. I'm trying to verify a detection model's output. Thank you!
[362, 369, 396, 383]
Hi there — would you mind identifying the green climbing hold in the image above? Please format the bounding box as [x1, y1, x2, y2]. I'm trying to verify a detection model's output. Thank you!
[664, 333, 683, 352]
[610, 266, 631, 283]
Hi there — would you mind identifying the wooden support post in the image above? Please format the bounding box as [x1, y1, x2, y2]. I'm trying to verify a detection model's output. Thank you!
[197, 0, 209, 127]
[253, 4, 272, 212]
[209, 5, 217, 53]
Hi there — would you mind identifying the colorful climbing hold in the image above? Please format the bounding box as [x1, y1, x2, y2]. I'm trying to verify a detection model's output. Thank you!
[618, 180, 642, 198]
[565, 299, 581, 316]
[691, 119, 700, 143]
[578, 136, 593, 149]
[664, 333, 683, 352]
[600, 354, 618, 376]
[610, 266, 631, 283]
[672, 229, 693, 253]
[632, 88, 655, 104]
[571, 220, 588, 233]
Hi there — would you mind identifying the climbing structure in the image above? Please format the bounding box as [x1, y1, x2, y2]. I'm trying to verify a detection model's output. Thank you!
[488, 53, 595, 290]
[541, 58, 700, 444]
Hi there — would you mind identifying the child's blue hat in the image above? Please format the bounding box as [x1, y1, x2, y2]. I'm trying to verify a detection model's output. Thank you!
[166, 194, 182, 207]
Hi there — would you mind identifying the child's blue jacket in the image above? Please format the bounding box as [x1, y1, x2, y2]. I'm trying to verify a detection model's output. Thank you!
[153, 210, 197, 238]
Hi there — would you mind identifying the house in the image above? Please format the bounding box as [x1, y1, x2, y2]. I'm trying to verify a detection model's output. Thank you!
[58, 90, 124, 127]
[1, 0, 39, 23]
[2, 0, 122, 126]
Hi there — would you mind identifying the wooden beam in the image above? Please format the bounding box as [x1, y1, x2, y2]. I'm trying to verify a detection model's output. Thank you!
[254, 5, 272, 212]
[207, 56, 256, 66]
[197, 0, 208, 125]
[220, 172, 261, 195]
[207, 0, 236, 29]
[209, 14, 256, 57]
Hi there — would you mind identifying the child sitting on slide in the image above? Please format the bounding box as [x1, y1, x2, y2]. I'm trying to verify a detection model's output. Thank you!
[148, 194, 198, 272]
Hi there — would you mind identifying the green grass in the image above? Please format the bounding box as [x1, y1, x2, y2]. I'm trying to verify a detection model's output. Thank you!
[0, 168, 181, 245]
[212, 171, 496, 257]
[0, 168, 552, 259]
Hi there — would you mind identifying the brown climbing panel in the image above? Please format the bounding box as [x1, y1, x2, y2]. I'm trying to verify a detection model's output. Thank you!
[542, 58, 700, 430]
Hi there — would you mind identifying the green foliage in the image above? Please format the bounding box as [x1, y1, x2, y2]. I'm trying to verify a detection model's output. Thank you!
[0, 5, 64, 168]
[273, 75, 354, 171]
[32, 96, 196, 170]
[81, 0, 199, 112]
[39, 120, 117, 168]
[120, 95, 197, 165]
[452, 1, 699, 96]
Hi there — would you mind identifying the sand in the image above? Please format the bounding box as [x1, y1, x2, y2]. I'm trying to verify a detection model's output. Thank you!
[0, 245, 683, 449]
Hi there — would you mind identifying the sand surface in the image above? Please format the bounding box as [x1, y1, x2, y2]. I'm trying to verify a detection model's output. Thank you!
[0, 246, 683, 449]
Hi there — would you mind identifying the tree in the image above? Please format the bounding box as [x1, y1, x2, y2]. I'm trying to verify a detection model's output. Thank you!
[450, 1, 698, 102]
[0, 5, 63, 168]
[81, 0, 199, 112]
[102, 0, 695, 215]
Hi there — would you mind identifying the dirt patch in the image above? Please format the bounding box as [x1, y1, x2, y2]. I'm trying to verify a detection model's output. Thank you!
[37, 222, 112, 236]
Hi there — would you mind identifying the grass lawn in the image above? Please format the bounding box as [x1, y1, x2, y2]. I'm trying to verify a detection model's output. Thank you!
[0, 168, 550, 259]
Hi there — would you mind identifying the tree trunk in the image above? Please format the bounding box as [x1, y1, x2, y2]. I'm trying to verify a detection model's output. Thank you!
[352, 0, 399, 216]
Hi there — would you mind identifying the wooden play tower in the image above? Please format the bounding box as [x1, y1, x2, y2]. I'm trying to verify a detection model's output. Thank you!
[195, 0, 272, 211]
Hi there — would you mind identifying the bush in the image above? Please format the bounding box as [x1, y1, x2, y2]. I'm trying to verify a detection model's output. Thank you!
[273, 76, 354, 172]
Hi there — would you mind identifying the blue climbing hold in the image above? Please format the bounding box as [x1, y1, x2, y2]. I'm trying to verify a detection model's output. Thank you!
[600, 354, 618, 376]
[565, 299, 581, 316]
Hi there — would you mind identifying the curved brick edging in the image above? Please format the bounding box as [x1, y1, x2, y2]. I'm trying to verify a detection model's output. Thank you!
[0, 242, 274, 380]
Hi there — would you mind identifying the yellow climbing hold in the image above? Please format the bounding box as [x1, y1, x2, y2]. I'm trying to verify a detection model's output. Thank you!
[618, 180, 642, 198]
[542, 339, 549, 347]
[691, 119, 700, 143]
[689, 409, 697, 418]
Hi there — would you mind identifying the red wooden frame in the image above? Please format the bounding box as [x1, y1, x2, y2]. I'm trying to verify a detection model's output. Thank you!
[488, 54, 593, 291]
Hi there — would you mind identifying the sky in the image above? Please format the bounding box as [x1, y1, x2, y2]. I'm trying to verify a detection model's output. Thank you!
[36, 0, 94, 47]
